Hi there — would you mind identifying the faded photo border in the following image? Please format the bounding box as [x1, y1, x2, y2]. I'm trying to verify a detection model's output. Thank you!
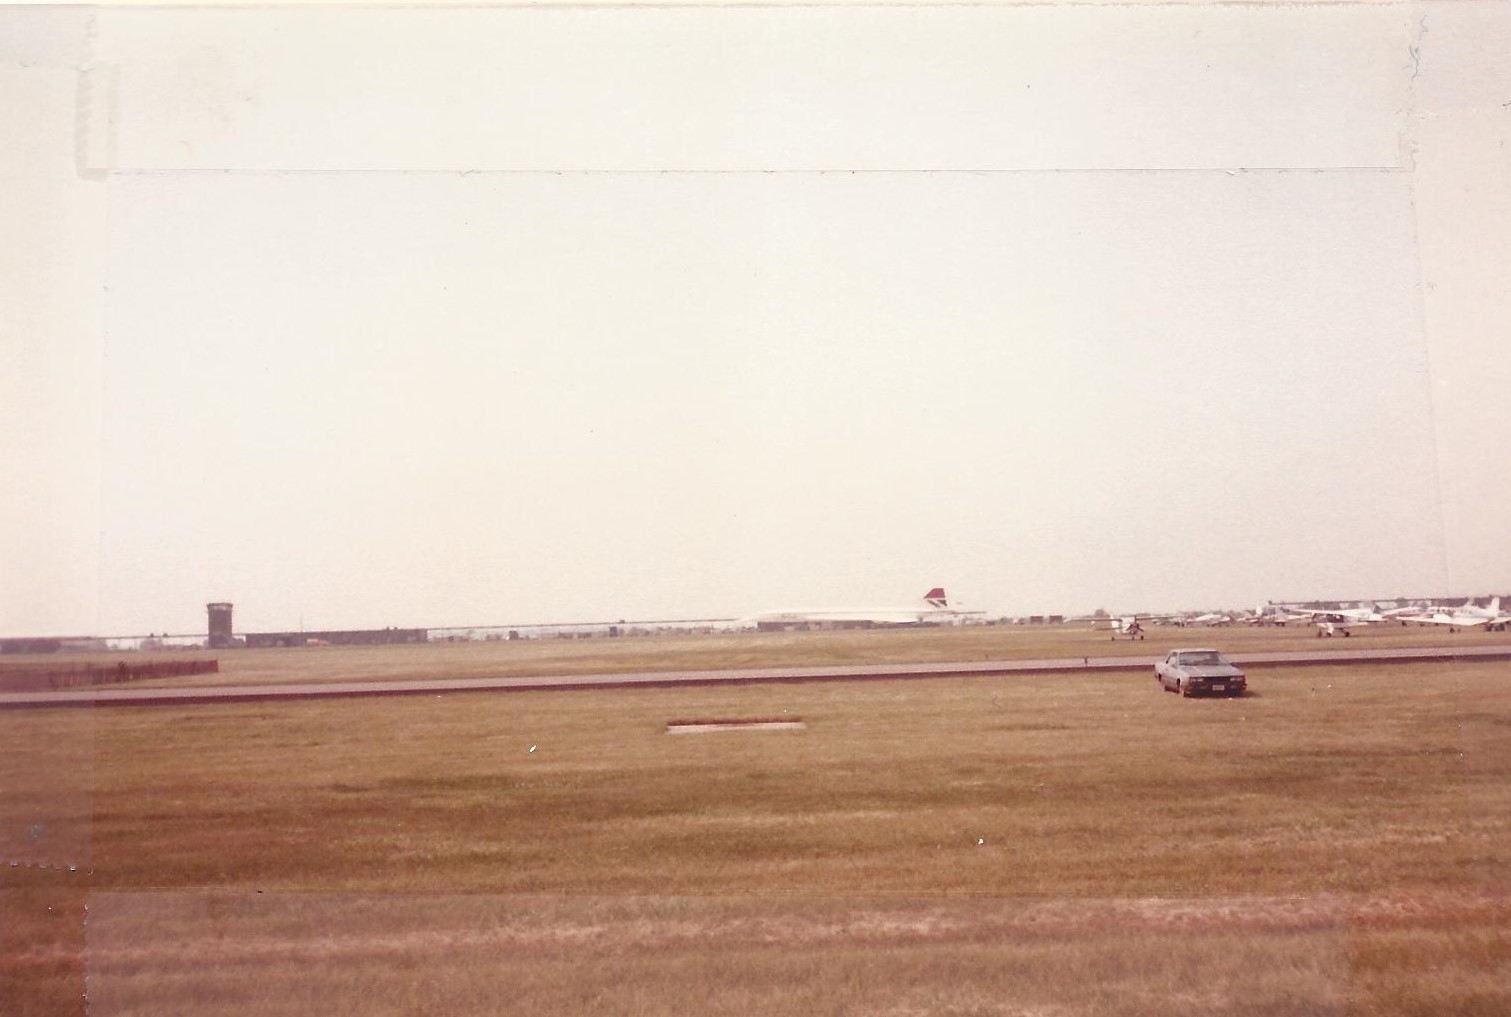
[4, 2, 1511, 1015]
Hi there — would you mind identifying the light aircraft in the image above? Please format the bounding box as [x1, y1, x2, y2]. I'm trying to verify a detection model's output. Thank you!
[1244, 604, 1298, 627]
[1092, 612, 1193, 638]
[1104, 616, 1146, 640]
[1397, 598, 1508, 633]
[1270, 601, 1424, 637]
[1093, 610, 1204, 637]
[749, 588, 986, 630]
[1159, 611, 1234, 627]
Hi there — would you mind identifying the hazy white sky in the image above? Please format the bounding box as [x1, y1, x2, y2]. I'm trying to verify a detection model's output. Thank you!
[4, 3, 1509, 636]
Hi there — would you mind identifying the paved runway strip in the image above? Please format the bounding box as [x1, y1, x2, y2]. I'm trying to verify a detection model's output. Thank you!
[3, 645, 1509, 711]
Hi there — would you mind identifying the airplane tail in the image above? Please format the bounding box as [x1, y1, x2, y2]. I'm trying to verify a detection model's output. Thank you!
[1488, 597, 1501, 615]
[924, 588, 949, 608]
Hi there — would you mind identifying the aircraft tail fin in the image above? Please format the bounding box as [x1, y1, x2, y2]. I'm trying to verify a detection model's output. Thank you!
[924, 588, 949, 608]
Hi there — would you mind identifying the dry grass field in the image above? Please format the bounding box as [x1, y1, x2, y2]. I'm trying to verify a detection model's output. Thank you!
[3, 629, 1510, 1015]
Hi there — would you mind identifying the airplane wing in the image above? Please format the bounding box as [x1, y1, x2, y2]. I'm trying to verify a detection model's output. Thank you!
[1270, 605, 1337, 618]
[1273, 605, 1384, 624]
[1396, 611, 1490, 627]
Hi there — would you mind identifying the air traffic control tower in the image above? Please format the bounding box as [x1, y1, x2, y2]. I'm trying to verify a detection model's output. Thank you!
[207, 602, 235, 649]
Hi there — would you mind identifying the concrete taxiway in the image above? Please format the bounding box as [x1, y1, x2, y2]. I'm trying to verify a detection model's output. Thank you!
[3, 644, 1510, 711]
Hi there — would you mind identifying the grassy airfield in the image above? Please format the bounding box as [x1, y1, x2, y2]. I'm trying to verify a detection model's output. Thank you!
[3, 627, 1511, 1015]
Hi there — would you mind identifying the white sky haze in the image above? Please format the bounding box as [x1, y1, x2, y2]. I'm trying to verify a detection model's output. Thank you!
[3, 3, 1509, 636]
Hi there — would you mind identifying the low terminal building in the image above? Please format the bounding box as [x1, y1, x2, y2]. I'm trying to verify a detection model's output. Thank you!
[242, 628, 427, 649]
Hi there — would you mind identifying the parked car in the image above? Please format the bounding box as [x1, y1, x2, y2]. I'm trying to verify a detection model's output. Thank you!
[1156, 648, 1246, 697]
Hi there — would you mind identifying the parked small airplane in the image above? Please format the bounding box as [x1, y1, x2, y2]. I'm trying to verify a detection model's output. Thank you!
[1244, 604, 1297, 627]
[1271, 601, 1421, 637]
[1397, 598, 1508, 633]
[1157, 611, 1233, 627]
[749, 588, 986, 630]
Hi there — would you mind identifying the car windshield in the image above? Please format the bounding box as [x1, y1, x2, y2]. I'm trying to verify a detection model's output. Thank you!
[1180, 652, 1222, 666]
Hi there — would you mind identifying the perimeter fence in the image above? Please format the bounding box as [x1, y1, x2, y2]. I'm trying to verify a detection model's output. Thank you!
[0, 658, 219, 692]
